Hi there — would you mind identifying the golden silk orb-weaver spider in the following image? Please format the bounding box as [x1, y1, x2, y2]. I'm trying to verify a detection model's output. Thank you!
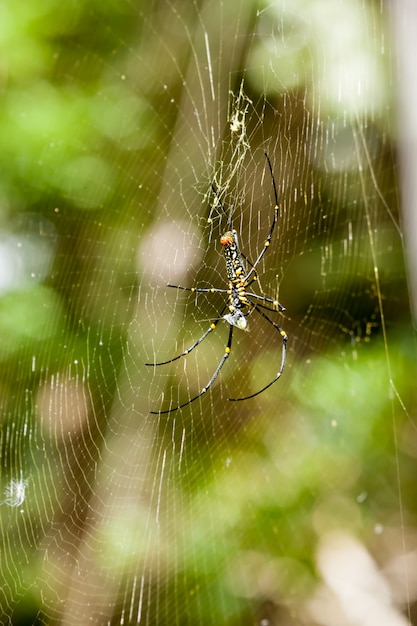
[146, 153, 287, 414]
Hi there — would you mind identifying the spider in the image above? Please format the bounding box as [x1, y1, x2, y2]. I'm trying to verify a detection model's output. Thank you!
[146, 153, 287, 414]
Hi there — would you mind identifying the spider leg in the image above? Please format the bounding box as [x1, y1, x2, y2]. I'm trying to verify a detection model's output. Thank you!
[145, 305, 228, 366]
[209, 186, 260, 286]
[239, 252, 260, 287]
[167, 284, 229, 295]
[244, 291, 285, 312]
[244, 153, 280, 284]
[208, 188, 260, 289]
[150, 324, 234, 414]
[228, 303, 287, 402]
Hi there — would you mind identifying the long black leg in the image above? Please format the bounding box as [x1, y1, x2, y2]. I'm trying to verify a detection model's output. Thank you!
[150, 324, 234, 414]
[228, 303, 287, 402]
[244, 291, 285, 311]
[145, 305, 228, 366]
[167, 284, 230, 295]
[210, 183, 262, 288]
[244, 153, 280, 283]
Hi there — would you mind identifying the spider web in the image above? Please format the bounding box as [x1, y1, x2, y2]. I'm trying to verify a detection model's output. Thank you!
[0, 1, 416, 625]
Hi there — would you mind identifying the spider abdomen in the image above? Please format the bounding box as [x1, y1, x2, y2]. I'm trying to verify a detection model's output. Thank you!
[224, 284, 249, 331]
[220, 230, 251, 331]
[224, 309, 248, 330]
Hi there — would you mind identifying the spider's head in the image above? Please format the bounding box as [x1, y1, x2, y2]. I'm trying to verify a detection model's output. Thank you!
[220, 231, 236, 246]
